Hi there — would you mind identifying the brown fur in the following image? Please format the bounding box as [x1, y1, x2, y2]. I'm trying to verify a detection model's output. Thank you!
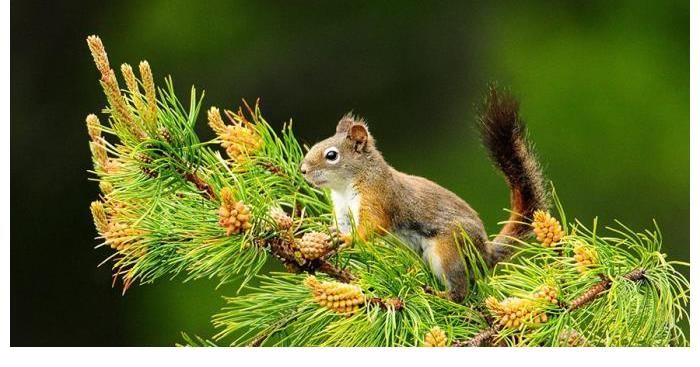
[478, 86, 549, 265]
[300, 88, 547, 302]
[355, 182, 392, 239]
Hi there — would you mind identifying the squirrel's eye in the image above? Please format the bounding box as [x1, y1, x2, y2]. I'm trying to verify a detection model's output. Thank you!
[324, 148, 339, 163]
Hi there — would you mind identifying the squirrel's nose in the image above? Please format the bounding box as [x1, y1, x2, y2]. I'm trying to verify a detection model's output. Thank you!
[300, 162, 308, 175]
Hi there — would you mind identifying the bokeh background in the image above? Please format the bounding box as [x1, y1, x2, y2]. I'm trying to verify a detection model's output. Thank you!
[11, 0, 689, 346]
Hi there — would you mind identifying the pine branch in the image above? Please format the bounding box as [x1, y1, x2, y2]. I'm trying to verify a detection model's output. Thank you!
[247, 311, 300, 347]
[453, 327, 497, 347]
[262, 233, 355, 283]
[458, 268, 651, 347]
[184, 171, 215, 199]
[567, 277, 611, 311]
[84, 36, 689, 347]
[315, 261, 355, 283]
[567, 268, 646, 310]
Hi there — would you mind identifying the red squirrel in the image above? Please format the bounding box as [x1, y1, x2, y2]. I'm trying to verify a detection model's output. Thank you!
[300, 87, 548, 302]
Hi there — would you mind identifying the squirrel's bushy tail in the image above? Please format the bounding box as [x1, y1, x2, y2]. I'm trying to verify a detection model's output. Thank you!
[478, 86, 548, 266]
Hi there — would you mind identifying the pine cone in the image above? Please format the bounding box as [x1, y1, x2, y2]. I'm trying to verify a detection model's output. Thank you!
[86, 113, 101, 141]
[485, 296, 547, 330]
[573, 243, 598, 273]
[559, 329, 590, 347]
[304, 276, 365, 314]
[159, 127, 171, 142]
[99, 181, 113, 195]
[104, 221, 145, 252]
[90, 200, 109, 234]
[269, 207, 293, 230]
[218, 188, 253, 236]
[298, 232, 332, 260]
[104, 198, 129, 216]
[533, 284, 559, 305]
[208, 107, 262, 162]
[423, 326, 447, 347]
[532, 210, 564, 247]
[221, 125, 262, 161]
[104, 157, 123, 174]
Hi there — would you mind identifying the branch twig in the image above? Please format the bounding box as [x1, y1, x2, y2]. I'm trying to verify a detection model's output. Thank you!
[453, 327, 498, 347]
[184, 171, 215, 199]
[315, 260, 355, 283]
[262, 234, 355, 283]
[247, 312, 300, 347]
[455, 268, 647, 347]
[567, 268, 646, 310]
[367, 297, 405, 311]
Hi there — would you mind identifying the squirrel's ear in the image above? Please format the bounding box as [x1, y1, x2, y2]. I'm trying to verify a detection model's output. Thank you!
[347, 124, 369, 152]
[336, 115, 354, 133]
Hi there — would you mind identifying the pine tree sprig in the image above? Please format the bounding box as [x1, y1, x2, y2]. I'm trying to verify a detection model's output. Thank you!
[84, 36, 689, 347]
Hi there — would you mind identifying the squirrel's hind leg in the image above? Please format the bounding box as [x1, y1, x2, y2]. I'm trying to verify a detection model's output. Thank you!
[422, 235, 468, 303]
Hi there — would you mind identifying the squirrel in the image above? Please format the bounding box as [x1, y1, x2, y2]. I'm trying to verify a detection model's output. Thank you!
[299, 86, 548, 302]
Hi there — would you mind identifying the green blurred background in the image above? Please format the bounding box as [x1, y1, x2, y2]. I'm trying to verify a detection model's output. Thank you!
[11, 0, 688, 345]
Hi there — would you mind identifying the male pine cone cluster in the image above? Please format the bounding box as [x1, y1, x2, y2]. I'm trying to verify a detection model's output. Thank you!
[485, 296, 548, 330]
[534, 285, 559, 306]
[207, 107, 262, 162]
[558, 329, 590, 347]
[304, 276, 365, 314]
[104, 222, 143, 251]
[423, 326, 447, 347]
[532, 210, 564, 247]
[573, 243, 598, 273]
[218, 188, 252, 235]
[220, 123, 262, 161]
[90, 201, 146, 256]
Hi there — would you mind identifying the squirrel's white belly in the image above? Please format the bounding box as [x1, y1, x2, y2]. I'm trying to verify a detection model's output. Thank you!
[395, 229, 446, 285]
[331, 186, 360, 234]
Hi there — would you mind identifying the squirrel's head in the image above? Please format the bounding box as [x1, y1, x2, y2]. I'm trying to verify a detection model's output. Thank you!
[300, 113, 377, 190]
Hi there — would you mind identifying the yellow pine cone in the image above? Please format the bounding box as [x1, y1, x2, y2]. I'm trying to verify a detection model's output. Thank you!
[99, 181, 114, 195]
[104, 198, 129, 216]
[218, 188, 253, 235]
[485, 296, 548, 330]
[559, 329, 589, 347]
[218, 201, 253, 236]
[573, 243, 598, 273]
[90, 201, 109, 234]
[159, 127, 171, 142]
[304, 276, 365, 314]
[208, 107, 262, 162]
[298, 232, 332, 260]
[221, 125, 262, 161]
[138, 61, 158, 125]
[269, 207, 293, 230]
[104, 221, 145, 252]
[423, 326, 447, 347]
[86, 114, 102, 141]
[532, 210, 564, 247]
[533, 284, 559, 306]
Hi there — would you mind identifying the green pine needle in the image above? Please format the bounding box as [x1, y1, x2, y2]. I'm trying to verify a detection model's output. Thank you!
[85, 38, 689, 347]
